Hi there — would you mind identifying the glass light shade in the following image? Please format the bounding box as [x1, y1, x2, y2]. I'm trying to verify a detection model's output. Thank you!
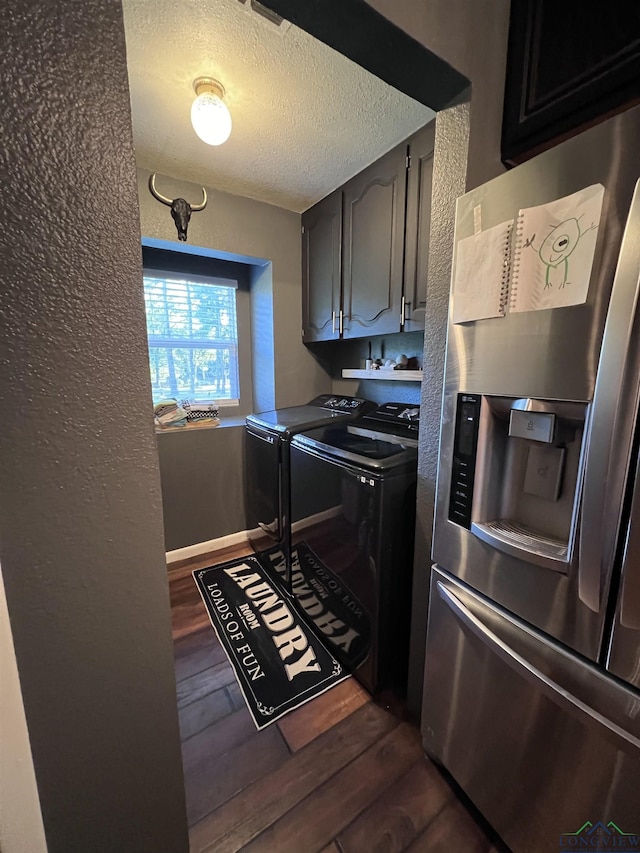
[190, 92, 232, 146]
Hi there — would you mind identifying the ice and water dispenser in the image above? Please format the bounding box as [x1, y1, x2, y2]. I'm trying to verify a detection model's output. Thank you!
[448, 394, 588, 570]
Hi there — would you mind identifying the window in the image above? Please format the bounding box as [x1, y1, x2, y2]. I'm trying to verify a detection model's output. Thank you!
[143, 271, 240, 405]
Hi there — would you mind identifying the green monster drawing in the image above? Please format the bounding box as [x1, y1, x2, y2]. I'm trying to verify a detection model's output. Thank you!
[524, 217, 597, 289]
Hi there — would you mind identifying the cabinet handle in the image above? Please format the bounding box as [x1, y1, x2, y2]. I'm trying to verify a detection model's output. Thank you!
[332, 310, 336, 334]
[339, 309, 343, 336]
[401, 295, 406, 328]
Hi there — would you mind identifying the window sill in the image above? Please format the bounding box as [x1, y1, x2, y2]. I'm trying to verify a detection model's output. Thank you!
[154, 415, 246, 434]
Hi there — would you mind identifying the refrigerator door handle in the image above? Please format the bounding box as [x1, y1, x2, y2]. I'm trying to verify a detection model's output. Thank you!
[436, 580, 640, 755]
[579, 180, 640, 612]
[620, 552, 640, 631]
[618, 454, 640, 630]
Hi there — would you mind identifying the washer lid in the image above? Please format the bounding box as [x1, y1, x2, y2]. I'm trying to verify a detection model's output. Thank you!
[360, 401, 420, 433]
[292, 423, 418, 472]
[246, 395, 373, 436]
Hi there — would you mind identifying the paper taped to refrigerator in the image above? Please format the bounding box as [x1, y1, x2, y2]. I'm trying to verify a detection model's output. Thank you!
[452, 219, 513, 324]
[510, 184, 605, 313]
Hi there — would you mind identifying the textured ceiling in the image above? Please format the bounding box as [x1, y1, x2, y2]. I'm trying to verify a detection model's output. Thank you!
[122, 0, 434, 213]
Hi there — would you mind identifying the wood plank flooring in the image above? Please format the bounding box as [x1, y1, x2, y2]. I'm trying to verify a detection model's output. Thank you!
[169, 544, 507, 853]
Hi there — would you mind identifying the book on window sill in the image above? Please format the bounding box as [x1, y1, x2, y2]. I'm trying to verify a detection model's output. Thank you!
[155, 417, 220, 432]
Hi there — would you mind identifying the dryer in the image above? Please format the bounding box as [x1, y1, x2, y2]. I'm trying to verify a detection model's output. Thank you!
[244, 394, 373, 593]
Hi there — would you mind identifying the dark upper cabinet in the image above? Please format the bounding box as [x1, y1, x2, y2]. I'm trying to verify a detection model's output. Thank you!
[342, 142, 407, 338]
[403, 122, 435, 332]
[301, 190, 342, 342]
[301, 119, 435, 342]
[502, 2, 640, 165]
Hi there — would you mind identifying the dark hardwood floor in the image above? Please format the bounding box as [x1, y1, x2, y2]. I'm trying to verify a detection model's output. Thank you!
[169, 545, 502, 853]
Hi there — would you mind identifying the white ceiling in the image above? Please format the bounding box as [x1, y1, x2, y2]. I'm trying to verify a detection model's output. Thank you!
[122, 0, 434, 213]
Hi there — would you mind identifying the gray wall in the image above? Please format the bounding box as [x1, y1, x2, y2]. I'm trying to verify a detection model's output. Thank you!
[251, 263, 277, 414]
[159, 425, 247, 552]
[0, 3, 189, 852]
[408, 102, 471, 714]
[138, 168, 332, 549]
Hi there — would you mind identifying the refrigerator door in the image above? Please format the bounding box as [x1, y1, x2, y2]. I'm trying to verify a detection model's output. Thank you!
[422, 567, 640, 853]
[433, 107, 640, 661]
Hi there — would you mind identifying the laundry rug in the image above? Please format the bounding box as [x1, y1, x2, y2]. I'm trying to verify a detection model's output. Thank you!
[258, 542, 371, 672]
[193, 554, 349, 730]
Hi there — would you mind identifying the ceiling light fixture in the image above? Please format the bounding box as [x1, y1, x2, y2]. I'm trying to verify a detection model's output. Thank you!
[190, 77, 232, 146]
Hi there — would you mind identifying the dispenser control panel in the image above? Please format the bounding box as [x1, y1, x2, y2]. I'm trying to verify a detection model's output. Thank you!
[449, 393, 481, 528]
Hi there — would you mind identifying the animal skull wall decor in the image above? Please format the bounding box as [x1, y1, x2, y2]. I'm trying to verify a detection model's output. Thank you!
[148, 173, 208, 241]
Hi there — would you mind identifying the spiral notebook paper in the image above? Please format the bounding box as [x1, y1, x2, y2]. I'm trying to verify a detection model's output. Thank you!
[452, 220, 513, 324]
[510, 184, 605, 313]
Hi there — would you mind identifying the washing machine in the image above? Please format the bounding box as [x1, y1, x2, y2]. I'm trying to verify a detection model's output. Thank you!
[244, 394, 374, 593]
[278, 402, 419, 695]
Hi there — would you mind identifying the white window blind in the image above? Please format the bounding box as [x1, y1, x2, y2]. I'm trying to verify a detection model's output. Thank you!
[143, 272, 239, 405]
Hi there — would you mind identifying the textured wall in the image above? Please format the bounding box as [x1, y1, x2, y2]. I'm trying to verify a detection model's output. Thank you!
[407, 102, 471, 714]
[0, 3, 188, 852]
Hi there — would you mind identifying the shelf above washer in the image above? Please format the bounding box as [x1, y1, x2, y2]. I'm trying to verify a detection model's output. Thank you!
[342, 369, 423, 382]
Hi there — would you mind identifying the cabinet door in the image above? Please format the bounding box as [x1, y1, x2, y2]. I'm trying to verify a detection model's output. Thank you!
[342, 143, 407, 338]
[403, 122, 435, 332]
[302, 190, 342, 342]
[502, 1, 640, 164]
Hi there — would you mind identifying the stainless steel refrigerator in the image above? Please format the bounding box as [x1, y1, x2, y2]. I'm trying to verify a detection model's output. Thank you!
[422, 106, 640, 852]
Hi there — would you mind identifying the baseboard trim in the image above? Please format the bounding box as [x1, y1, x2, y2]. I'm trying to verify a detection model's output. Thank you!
[166, 506, 342, 566]
[166, 530, 252, 565]
[291, 505, 341, 533]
